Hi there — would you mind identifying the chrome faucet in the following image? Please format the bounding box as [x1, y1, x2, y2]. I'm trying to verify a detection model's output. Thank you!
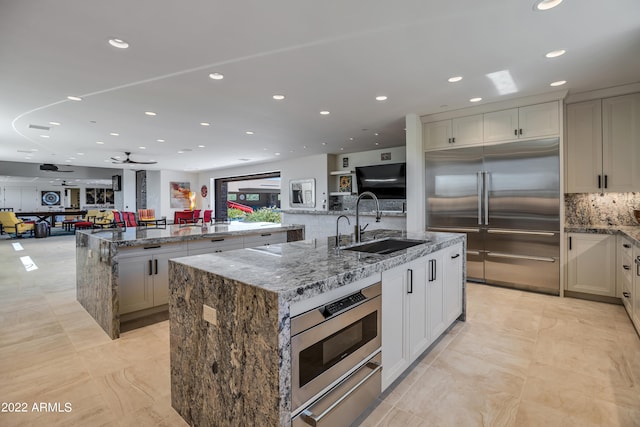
[335, 214, 350, 248]
[355, 191, 381, 243]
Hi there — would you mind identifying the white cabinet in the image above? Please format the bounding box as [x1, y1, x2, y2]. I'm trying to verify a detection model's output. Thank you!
[424, 115, 483, 150]
[617, 235, 634, 314]
[633, 245, 640, 331]
[566, 93, 640, 193]
[483, 102, 559, 143]
[567, 233, 615, 296]
[188, 236, 243, 255]
[118, 243, 187, 314]
[381, 244, 463, 390]
[243, 231, 287, 247]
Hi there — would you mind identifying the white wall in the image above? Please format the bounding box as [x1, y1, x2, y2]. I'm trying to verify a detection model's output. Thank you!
[405, 114, 425, 233]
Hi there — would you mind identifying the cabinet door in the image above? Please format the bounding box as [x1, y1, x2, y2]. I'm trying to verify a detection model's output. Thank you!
[188, 236, 243, 255]
[426, 252, 446, 344]
[152, 249, 188, 306]
[243, 231, 287, 248]
[567, 233, 615, 296]
[424, 120, 452, 151]
[633, 247, 640, 331]
[518, 101, 559, 139]
[407, 258, 430, 361]
[451, 115, 483, 147]
[118, 255, 154, 314]
[381, 263, 410, 391]
[566, 100, 602, 193]
[443, 243, 464, 325]
[483, 108, 519, 143]
[602, 93, 640, 192]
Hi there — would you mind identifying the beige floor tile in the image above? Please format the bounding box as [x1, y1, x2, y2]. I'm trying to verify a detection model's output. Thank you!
[358, 399, 393, 427]
[376, 407, 428, 427]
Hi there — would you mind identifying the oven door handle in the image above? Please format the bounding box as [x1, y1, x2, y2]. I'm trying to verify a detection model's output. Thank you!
[300, 361, 382, 427]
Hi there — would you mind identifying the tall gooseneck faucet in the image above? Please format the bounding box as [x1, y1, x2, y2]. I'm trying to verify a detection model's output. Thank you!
[335, 214, 350, 248]
[355, 191, 381, 243]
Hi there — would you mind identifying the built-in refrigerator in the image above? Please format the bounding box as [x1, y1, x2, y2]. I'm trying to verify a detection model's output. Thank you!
[426, 138, 560, 294]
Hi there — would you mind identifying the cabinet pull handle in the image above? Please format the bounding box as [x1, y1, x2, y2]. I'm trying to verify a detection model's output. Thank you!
[514, 129, 518, 136]
[569, 236, 572, 250]
[604, 175, 608, 189]
[598, 175, 602, 189]
[148, 260, 153, 276]
[636, 257, 640, 276]
[144, 245, 161, 250]
[154, 259, 158, 275]
[407, 269, 413, 294]
[623, 265, 630, 270]
[519, 128, 523, 135]
[433, 259, 437, 281]
[623, 291, 630, 298]
[261, 233, 272, 237]
[451, 253, 460, 259]
[623, 244, 631, 248]
[211, 238, 225, 242]
[452, 137, 455, 143]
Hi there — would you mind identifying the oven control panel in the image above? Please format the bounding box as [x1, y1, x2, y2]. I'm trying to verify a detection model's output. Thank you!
[322, 292, 366, 317]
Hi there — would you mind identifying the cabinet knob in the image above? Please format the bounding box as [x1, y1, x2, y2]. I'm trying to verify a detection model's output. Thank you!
[623, 291, 630, 298]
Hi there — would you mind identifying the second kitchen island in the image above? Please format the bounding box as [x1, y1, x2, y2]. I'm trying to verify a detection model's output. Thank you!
[169, 230, 465, 426]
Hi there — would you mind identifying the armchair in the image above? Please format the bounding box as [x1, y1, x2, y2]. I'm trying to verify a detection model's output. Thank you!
[0, 212, 35, 237]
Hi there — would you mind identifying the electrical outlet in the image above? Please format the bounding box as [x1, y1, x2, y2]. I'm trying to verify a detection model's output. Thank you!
[203, 304, 217, 326]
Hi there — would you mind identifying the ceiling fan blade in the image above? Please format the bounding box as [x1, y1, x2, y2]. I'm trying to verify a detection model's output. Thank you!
[129, 160, 157, 164]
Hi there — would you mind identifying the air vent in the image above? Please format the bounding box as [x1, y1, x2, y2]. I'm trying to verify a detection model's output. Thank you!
[29, 124, 50, 131]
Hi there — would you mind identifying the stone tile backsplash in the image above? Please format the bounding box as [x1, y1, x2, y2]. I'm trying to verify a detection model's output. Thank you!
[565, 192, 639, 226]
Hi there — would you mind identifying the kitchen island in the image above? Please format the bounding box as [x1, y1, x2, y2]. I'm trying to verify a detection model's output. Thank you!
[168, 230, 465, 426]
[76, 222, 304, 339]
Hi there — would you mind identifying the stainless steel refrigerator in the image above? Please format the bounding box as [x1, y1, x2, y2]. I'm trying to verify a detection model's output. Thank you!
[426, 138, 560, 294]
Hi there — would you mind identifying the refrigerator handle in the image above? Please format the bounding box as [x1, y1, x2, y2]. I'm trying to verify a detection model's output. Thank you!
[477, 171, 483, 225]
[484, 171, 489, 226]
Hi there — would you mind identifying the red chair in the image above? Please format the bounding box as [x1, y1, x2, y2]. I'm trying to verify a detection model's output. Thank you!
[174, 211, 194, 225]
[123, 212, 137, 227]
[192, 209, 201, 223]
[203, 210, 213, 224]
[113, 211, 126, 229]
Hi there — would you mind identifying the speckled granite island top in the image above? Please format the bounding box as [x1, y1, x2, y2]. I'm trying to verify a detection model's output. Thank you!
[565, 225, 640, 247]
[76, 221, 303, 246]
[168, 230, 465, 427]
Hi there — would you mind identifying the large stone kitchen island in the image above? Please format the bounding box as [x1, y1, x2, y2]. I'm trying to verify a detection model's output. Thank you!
[168, 230, 466, 426]
[75, 222, 304, 339]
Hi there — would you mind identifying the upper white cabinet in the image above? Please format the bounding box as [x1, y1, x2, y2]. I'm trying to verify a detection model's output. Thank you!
[424, 114, 483, 150]
[483, 102, 560, 143]
[566, 93, 640, 193]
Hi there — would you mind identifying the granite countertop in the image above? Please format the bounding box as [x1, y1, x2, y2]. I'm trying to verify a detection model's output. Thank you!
[171, 229, 465, 304]
[281, 209, 406, 217]
[565, 224, 640, 246]
[76, 222, 303, 247]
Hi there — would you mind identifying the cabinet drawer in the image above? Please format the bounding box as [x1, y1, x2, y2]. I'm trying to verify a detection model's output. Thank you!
[187, 236, 243, 254]
[118, 242, 187, 258]
[243, 231, 287, 247]
[619, 236, 634, 259]
[619, 251, 633, 284]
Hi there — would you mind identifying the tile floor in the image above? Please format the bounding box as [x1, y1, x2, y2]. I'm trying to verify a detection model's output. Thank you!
[0, 235, 639, 426]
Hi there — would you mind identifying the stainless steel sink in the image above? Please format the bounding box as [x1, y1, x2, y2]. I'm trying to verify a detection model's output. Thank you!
[343, 238, 429, 255]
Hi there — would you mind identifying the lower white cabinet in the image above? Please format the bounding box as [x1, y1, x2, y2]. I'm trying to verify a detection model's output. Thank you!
[617, 235, 634, 313]
[118, 243, 188, 314]
[381, 242, 463, 390]
[187, 236, 243, 255]
[567, 233, 616, 296]
[632, 245, 640, 331]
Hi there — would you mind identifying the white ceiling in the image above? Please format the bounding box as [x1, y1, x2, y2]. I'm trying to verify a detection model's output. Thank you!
[1, 0, 639, 173]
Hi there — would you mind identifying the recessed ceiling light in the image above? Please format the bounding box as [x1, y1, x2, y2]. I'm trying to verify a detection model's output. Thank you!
[145, 111, 156, 116]
[320, 111, 330, 115]
[65, 160, 72, 163]
[375, 142, 380, 146]
[108, 38, 129, 49]
[245, 131, 254, 135]
[303, 146, 307, 149]
[77, 153, 84, 156]
[374, 133, 379, 136]
[198, 145, 205, 148]
[109, 132, 119, 136]
[273, 95, 285, 100]
[275, 152, 281, 156]
[349, 137, 354, 141]
[49, 121, 61, 126]
[209, 72, 224, 80]
[139, 146, 146, 150]
[322, 142, 327, 146]
[263, 148, 268, 151]
[96, 141, 104, 144]
[69, 157, 76, 160]
[156, 139, 165, 143]
[40, 135, 50, 138]
[200, 122, 210, 126]
[177, 151, 184, 154]
[375, 96, 388, 101]
[470, 97, 483, 102]
[67, 96, 82, 101]
[340, 148, 344, 151]
[545, 49, 566, 58]
[448, 76, 463, 83]
[534, 0, 563, 11]
[550, 80, 567, 86]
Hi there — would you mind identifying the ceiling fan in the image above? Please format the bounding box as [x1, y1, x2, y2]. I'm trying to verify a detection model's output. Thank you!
[40, 163, 74, 172]
[111, 151, 157, 165]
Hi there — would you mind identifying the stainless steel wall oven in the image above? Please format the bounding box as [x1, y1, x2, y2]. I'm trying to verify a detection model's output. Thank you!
[291, 283, 382, 426]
